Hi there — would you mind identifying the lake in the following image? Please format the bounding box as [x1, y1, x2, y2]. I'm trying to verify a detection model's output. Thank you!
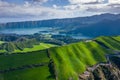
[0, 27, 91, 39]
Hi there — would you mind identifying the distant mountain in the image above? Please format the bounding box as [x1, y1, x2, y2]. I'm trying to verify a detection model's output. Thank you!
[0, 13, 120, 29]
[68, 19, 120, 37]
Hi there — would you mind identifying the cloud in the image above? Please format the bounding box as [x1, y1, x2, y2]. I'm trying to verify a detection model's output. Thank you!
[33, 0, 48, 2]
[69, 0, 100, 4]
[68, 0, 120, 4]
[0, 0, 120, 22]
[109, 0, 120, 4]
[0, 1, 72, 20]
[25, 0, 48, 4]
[66, 0, 120, 14]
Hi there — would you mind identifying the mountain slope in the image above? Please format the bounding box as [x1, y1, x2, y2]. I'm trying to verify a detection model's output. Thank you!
[49, 36, 120, 80]
[69, 19, 120, 37]
[0, 13, 120, 29]
[0, 36, 119, 80]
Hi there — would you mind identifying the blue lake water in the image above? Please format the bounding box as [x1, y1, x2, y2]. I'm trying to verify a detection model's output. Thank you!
[0, 27, 51, 35]
[0, 27, 91, 39]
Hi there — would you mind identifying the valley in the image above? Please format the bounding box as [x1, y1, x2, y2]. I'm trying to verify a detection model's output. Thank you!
[0, 13, 120, 80]
[0, 0, 120, 79]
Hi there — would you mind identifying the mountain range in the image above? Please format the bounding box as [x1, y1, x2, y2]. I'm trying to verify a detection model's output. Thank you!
[0, 13, 120, 37]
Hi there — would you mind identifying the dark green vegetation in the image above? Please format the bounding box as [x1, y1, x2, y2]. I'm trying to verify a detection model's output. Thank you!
[0, 38, 39, 52]
[0, 34, 80, 53]
[88, 55, 120, 80]
[109, 55, 120, 69]
[0, 36, 119, 80]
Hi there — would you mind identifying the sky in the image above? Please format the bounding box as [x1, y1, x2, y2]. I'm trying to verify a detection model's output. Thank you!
[0, 0, 120, 23]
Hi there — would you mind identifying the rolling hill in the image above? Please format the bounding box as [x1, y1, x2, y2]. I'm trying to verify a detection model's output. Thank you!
[49, 36, 120, 80]
[0, 36, 119, 80]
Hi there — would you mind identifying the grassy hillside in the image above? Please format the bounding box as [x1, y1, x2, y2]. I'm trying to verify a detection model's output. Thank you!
[0, 36, 119, 80]
[50, 41, 108, 80]
[49, 36, 120, 80]
[95, 36, 120, 51]
[14, 43, 56, 53]
[0, 43, 56, 53]
[0, 41, 4, 44]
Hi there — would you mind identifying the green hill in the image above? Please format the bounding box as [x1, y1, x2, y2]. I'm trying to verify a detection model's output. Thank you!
[95, 36, 120, 50]
[49, 36, 120, 80]
[0, 36, 119, 80]
[14, 43, 56, 53]
[0, 40, 56, 53]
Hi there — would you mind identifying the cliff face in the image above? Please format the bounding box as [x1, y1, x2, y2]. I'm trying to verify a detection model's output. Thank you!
[88, 65, 120, 80]
[79, 55, 120, 80]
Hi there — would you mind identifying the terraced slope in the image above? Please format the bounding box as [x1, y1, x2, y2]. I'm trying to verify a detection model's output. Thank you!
[49, 36, 120, 80]
[95, 36, 120, 50]
[0, 36, 119, 80]
[50, 41, 108, 80]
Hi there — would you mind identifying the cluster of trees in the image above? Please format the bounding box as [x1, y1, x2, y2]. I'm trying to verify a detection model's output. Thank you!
[0, 34, 81, 53]
[51, 35, 81, 44]
[0, 38, 39, 52]
[0, 34, 20, 41]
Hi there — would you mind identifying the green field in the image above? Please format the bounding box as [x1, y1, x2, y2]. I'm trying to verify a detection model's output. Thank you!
[0, 41, 4, 44]
[0, 50, 54, 80]
[14, 43, 56, 53]
[0, 66, 53, 80]
[0, 36, 119, 80]
[0, 50, 49, 70]
[0, 43, 56, 53]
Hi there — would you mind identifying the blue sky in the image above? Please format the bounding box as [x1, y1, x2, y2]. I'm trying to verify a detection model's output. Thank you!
[0, 0, 120, 23]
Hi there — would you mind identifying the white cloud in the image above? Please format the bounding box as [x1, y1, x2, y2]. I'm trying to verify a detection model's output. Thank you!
[66, 0, 120, 14]
[26, 0, 48, 3]
[0, 0, 120, 22]
[33, 0, 48, 2]
[109, 0, 120, 4]
[68, 0, 120, 4]
[69, 0, 98, 4]
[53, 4, 59, 9]
[0, 1, 73, 21]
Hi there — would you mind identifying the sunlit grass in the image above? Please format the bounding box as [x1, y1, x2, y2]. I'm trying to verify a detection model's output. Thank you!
[14, 43, 56, 53]
[50, 41, 108, 80]
[0, 41, 4, 44]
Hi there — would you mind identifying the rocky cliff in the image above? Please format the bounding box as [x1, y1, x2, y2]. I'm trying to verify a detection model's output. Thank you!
[79, 55, 120, 80]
